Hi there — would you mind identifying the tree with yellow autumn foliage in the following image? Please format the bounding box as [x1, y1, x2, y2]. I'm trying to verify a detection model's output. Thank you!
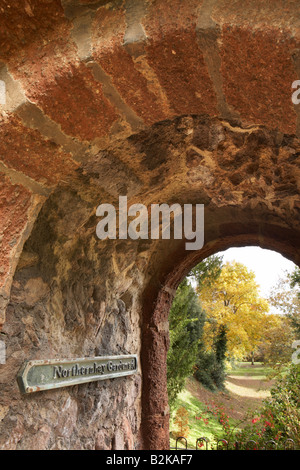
[197, 261, 270, 361]
[258, 313, 296, 367]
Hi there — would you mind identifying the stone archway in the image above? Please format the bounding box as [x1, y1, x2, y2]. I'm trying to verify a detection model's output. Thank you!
[1, 114, 300, 449]
[0, 0, 300, 450]
[140, 231, 300, 450]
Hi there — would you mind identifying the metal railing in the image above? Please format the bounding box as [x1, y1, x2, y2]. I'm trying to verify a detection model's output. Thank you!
[171, 436, 297, 450]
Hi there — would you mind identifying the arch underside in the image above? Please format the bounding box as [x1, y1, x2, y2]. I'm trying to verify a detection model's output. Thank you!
[0, 0, 299, 450]
[140, 205, 300, 449]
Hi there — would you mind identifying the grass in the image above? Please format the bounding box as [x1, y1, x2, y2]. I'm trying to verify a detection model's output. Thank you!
[227, 362, 274, 378]
[169, 362, 275, 449]
[169, 388, 238, 450]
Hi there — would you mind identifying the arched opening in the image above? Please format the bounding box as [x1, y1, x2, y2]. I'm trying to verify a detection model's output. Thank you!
[140, 233, 300, 450]
[166, 246, 299, 450]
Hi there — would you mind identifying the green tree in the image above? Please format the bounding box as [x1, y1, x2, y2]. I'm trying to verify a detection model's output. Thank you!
[290, 266, 300, 293]
[215, 324, 227, 363]
[188, 254, 223, 287]
[194, 324, 227, 391]
[167, 279, 205, 409]
[167, 255, 227, 403]
[190, 255, 228, 392]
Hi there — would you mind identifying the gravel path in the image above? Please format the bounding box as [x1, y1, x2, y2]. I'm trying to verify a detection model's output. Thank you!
[187, 366, 274, 424]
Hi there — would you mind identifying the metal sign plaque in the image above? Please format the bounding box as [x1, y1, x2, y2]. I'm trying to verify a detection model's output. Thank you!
[17, 354, 138, 394]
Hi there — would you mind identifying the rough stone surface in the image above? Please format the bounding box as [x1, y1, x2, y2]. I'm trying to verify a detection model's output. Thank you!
[0, 183, 142, 450]
[1, 115, 300, 449]
[0, 174, 43, 327]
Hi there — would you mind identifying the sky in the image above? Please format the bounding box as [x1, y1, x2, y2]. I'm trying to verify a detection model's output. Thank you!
[217, 246, 296, 300]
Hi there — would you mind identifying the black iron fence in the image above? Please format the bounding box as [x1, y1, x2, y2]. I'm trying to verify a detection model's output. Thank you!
[171, 436, 297, 450]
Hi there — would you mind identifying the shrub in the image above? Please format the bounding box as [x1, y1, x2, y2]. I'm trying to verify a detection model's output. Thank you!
[235, 364, 300, 448]
[263, 364, 300, 446]
[173, 406, 190, 440]
[194, 346, 227, 392]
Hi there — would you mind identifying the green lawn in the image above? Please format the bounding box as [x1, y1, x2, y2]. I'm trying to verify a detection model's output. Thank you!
[227, 362, 274, 378]
[169, 388, 238, 450]
[169, 362, 275, 450]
